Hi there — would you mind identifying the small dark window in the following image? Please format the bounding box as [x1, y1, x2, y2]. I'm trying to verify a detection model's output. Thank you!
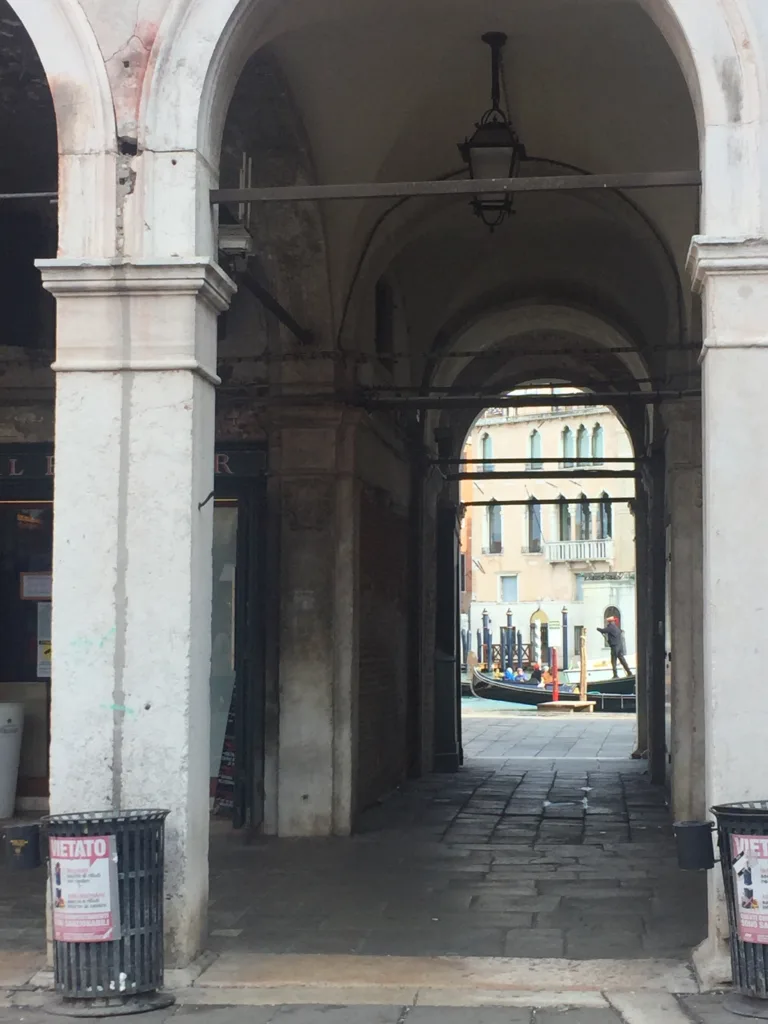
[375, 279, 394, 359]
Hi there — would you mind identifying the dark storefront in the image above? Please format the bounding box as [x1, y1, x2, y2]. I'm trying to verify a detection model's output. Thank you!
[0, 444, 267, 828]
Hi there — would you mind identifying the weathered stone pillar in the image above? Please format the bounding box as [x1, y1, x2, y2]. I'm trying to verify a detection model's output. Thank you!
[663, 399, 704, 822]
[434, 500, 460, 772]
[270, 408, 359, 836]
[633, 489, 650, 759]
[689, 238, 768, 986]
[39, 258, 235, 966]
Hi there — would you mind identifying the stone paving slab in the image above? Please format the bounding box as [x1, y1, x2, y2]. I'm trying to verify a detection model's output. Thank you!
[0, 995, 702, 1023]
[0, 711, 704, 967]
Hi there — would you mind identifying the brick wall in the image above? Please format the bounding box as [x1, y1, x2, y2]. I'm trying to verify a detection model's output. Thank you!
[357, 486, 409, 811]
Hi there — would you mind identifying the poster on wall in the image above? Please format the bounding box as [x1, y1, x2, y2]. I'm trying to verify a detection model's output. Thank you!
[37, 602, 51, 679]
[732, 834, 768, 944]
[49, 835, 121, 942]
[214, 684, 236, 814]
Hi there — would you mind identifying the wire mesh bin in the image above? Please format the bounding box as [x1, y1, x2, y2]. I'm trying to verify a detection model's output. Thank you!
[713, 801, 768, 1019]
[43, 809, 174, 1016]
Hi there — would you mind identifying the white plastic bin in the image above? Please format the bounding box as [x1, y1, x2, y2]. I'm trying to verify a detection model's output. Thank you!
[0, 703, 23, 819]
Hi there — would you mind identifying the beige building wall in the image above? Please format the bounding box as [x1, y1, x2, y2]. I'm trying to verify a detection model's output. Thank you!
[462, 397, 636, 667]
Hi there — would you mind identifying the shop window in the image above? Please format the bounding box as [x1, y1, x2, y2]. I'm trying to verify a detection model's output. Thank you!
[0, 503, 53, 683]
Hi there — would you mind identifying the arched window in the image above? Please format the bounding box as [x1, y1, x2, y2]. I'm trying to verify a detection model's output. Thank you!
[592, 423, 604, 465]
[576, 425, 590, 463]
[598, 492, 612, 539]
[480, 433, 493, 472]
[604, 606, 621, 626]
[561, 426, 575, 468]
[528, 498, 542, 553]
[487, 501, 503, 553]
[558, 496, 572, 541]
[528, 430, 543, 471]
[574, 494, 591, 540]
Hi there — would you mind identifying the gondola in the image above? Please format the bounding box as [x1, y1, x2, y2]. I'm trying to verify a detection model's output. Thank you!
[470, 666, 636, 708]
[470, 667, 581, 706]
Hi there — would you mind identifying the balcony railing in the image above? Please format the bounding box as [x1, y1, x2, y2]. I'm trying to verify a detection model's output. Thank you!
[545, 539, 614, 563]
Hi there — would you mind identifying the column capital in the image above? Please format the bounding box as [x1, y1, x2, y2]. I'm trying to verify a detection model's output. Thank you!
[688, 237, 768, 353]
[687, 236, 768, 293]
[38, 258, 236, 384]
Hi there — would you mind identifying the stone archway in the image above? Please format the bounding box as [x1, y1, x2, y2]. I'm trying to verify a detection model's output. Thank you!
[140, 0, 762, 257]
[4, 0, 117, 256]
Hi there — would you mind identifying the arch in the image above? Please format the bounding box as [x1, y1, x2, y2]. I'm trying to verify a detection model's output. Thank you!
[592, 423, 605, 465]
[605, 605, 622, 627]
[598, 492, 613, 540]
[562, 427, 575, 469]
[576, 425, 590, 463]
[140, 0, 764, 257]
[528, 430, 543, 471]
[5, 0, 117, 256]
[575, 493, 592, 541]
[558, 496, 572, 542]
[480, 433, 493, 472]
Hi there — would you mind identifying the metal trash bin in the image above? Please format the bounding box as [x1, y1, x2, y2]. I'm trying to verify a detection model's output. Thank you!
[713, 801, 768, 1019]
[673, 820, 715, 871]
[4, 822, 41, 870]
[43, 809, 174, 1016]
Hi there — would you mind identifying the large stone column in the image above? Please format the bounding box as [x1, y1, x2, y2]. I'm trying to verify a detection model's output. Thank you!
[689, 238, 768, 986]
[663, 399, 704, 822]
[269, 408, 359, 836]
[39, 258, 234, 966]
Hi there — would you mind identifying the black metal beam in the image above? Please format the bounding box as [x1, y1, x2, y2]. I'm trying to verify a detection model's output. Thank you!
[448, 470, 637, 481]
[237, 267, 314, 346]
[365, 389, 700, 410]
[433, 457, 638, 465]
[0, 192, 57, 201]
[211, 170, 700, 205]
[462, 497, 633, 506]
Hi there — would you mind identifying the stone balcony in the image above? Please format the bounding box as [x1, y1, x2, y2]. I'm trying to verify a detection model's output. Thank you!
[545, 538, 614, 563]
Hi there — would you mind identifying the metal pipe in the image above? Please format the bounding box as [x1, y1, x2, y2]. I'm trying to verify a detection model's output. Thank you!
[0, 192, 57, 201]
[447, 470, 637, 481]
[434, 457, 639, 465]
[462, 497, 634, 506]
[365, 389, 700, 410]
[211, 170, 701, 205]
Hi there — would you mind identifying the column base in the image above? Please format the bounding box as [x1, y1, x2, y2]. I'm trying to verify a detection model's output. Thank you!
[433, 752, 460, 773]
[693, 934, 732, 991]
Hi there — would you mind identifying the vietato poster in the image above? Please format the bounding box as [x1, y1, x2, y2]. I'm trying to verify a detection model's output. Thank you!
[732, 834, 768, 944]
[49, 835, 121, 942]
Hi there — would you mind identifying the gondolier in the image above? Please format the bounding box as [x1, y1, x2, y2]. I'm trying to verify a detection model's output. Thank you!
[597, 616, 632, 678]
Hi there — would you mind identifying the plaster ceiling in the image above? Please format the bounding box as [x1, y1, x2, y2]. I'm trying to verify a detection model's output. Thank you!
[245, 0, 701, 378]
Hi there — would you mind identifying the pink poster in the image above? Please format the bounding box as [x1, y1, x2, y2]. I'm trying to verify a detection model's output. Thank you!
[50, 835, 121, 942]
[732, 834, 768, 945]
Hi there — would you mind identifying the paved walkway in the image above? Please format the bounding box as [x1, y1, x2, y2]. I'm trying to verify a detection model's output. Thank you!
[0, 707, 705, 970]
[461, 699, 635, 760]
[198, 711, 702, 961]
[0, 994, 743, 1023]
